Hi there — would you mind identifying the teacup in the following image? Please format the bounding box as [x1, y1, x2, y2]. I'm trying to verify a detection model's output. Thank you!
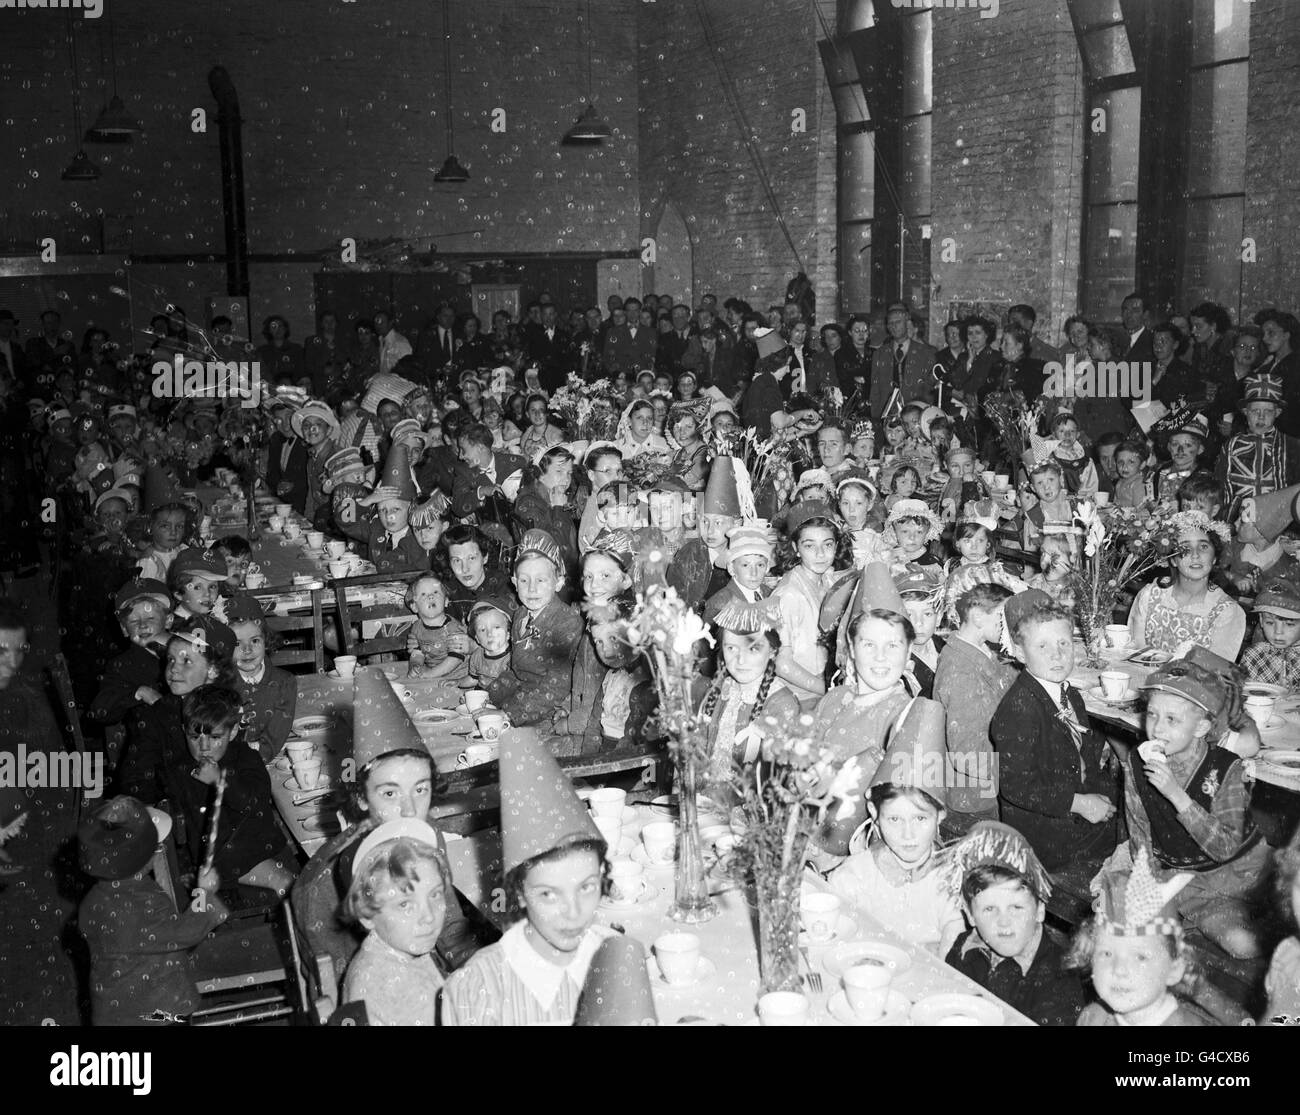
[1104, 624, 1131, 649]
[306, 531, 325, 549]
[588, 787, 627, 819]
[463, 689, 490, 714]
[593, 815, 622, 851]
[284, 523, 303, 541]
[608, 858, 646, 904]
[329, 560, 350, 579]
[267, 515, 284, 533]
[326, 540, 348, 559]
[981, 470, 996, 487]
[285, 739, 316, 763]
[758, 991, 809, 1027]
[333, 655, 358, 678]
[474, 709, 510, 741]
[1094, 491, 1111, 507]
[275, 503, 292, 518]
[641, 821, 676, 866]
[799, 891, 842, 944]
[654, 932, 701, 986]
[994, 474, 1010, 490]
[291, 758, 324, 790]
[455, 741, 500, 768]
[843, 963, 893, 1021]
[1245, 696, 1277, 727]
[1099, 671, 1129, 701]
[244, 572, 267, 589]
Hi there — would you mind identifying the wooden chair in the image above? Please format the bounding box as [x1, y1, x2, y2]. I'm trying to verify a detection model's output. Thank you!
[330, 569, 426, 663]
[284, 897, 339, 1025]
[47, 653, 90, 823]
[260, 584, 328, 673]
[189, 900, 294, 1026]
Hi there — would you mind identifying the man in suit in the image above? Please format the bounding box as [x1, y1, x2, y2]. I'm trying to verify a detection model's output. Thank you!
[0, 310, 29, 393]
[1009, 304, 1062, 366]
[868, 306, 939, 421]
[265, 401, 310, 512]
[25, 309, 75, 395]
[682, 325, 739, 399]
[992, 591, 1118, 888]
[416, 302, 459, 377]
[524, 303, 575, 392]
[1121, 293, 1155, 365]
[655, 304, 695, 377]
[451, 422, 527, 520]
[602, 296, 657, 379]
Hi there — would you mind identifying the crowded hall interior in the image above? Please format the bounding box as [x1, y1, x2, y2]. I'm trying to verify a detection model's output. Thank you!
[3, 0, 1300, 1034]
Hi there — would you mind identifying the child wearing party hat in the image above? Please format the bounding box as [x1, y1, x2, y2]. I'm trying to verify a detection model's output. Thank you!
[338, 442, 428, 575]
[78, 796, 229, 1025]
[939, 820, 1086, 1027]
[1096, 657, 1271, 962]
[574, 934, 658, 1026]
[823, 698, 963, 956]
[1073, 848, 1210, 1026]
[703, 518, 776, 625]
[441, 727, 617, 1026]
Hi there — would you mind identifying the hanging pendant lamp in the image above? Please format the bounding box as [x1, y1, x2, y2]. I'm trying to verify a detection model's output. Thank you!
[85, 15, 141, 142]
[433, 0, 468, 182]
[62, 15, 100, 181]
[562, 0, 610, 146]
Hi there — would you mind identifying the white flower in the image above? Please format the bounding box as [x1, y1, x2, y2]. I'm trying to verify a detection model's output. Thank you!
[827, 757, 865, 819]
[670, 610, 714, 655]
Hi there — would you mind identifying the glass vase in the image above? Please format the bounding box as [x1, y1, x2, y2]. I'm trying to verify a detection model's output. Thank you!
[669, 749, 718, 925]
[756, 873, 802, 994]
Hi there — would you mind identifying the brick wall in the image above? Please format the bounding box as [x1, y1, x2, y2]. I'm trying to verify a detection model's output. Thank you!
[1243, 0, 1300, 312]
[636, 0, 829, 313]
[929, 0, 1083, 345]
[0, 0, 641, 335]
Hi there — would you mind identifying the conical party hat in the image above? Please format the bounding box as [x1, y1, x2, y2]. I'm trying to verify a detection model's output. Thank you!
[351, 666, 428, 771]
[573, 934, 658, 1027]
[851, 560, 907, 619]
[701, 455, 743, 518]
[1245, 483, 1300, 543]
[871, 697, 948, 808]
[360, 441, 417, 506]
[498, 726, 601, 876]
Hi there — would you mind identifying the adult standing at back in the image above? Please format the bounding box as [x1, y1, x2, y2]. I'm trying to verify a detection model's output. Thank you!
[602, 296, 657, 381]
[869, 306, 938, 422]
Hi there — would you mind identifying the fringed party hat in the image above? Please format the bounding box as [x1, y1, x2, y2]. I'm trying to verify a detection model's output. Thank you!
[573, 934, 658, 1027]
[517, 527, 564, 572]
[498, 726, 601, 876]
[713, 595, 782, 635]
[351, 666, 428, 771]
[1094, 846, 1192, 945]
[937, 820, 1053, 903]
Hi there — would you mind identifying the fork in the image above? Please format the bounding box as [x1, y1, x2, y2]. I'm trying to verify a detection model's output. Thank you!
[799, 946, 824, 995]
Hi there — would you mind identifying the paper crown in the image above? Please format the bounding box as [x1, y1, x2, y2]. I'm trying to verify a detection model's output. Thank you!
[1240, 373, 1285, 410]
[107, 404, 137, 422]
[960, 498, 1001, 532]
[724, 519, 776, 566]
[793, 467, 834, 497]
[339, 817, 445, 895]
[1094, 846, 1192, 941]
[937, 820, 1053, 902]
[781, 499, 837, 539]
[360, 441, 417, 506]
[1243, 483, 1300, 543]
[498, 726, 601, 876]
[351, 666, 429, 771]
[516, 528, 563, 571]
[701, 455, 743, 519]
[114, 577, 171, 615]
[1172, 413, 1209, 442]
[360, 372, 421, 416]
[887, 498, 941, 540]
[574, 934, 658, 1027]
[93, 486, 133, 514]
[870, 697, 948, 808]
[78, 795, 160, 880]
[389, 418, 429, 450]
[408, 497, 445, 530]
[324, 446, 366, 490]
[852, 560, 907, 619]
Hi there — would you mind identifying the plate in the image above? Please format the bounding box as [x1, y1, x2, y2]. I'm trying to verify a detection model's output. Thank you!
[1244, 683, 1287, 700]
[412, 707, 460, 725]
[909, 992, 1004, 1027]
[284, 775, 331, 792]
[147, 806, 173, 843]
[799, 914, 858, 948]
[292, 716, 331, 734]
[1087, 684, 1140, 705]
[631, 844, 675, 871]
[823, 939, 913, 981]
[1261, 750, 1300, 768]
[302, 815, 343, 835]
[827, 988, 912, 1027]
[646, 954, 717, 988]
[599, 880, 658, 910]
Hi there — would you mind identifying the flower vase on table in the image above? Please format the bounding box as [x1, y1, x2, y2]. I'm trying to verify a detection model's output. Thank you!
[670, 746, 717, 925]
[754, 851, 805, 994]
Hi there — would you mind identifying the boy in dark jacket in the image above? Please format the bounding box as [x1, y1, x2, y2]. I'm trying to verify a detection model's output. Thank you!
[87, 578, 171, 730]
[992, 591, 1118, 890]
[941, 821, 1086, 1027]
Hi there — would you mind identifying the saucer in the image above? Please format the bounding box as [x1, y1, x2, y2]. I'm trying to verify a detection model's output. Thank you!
[823, 939, 913, 980]
[646, 954, 716, 988]
[827, 989, 912, 1027]
[910, 992, 1004, 1027]
[292, 716, 331, 734]
[412, 707, 459, 725]
[284, 775, 331, 792]
[301, 815, 343, 836]
[799, 914, 858, 948]
[600, 880, 658, 910]
[631, 844, 675, 870]
[1087, 684, 1140, 705]
[1244, 682, 1287, 700]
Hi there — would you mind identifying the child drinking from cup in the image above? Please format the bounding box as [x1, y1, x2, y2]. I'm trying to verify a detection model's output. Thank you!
[339, 819, 451, 1026]
[465, 601, 513, 687]
[405, 573, 469, 680]
[1097, 659, 1270, 961]
[442, 727, 616, 1026]
[225, 593, 297, 762]
[939, 821, 1086, 1027]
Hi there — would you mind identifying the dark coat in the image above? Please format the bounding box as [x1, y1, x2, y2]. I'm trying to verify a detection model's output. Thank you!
[338, 512, 430, 575]
[602, 324, 657, 379]
[991, 672, 1118, 874]
[945, 926, 1085, 1027]
[869, 339, 940, 418]
[450, 450, 527, 519]
[681, 339, 740, 396]
[266, 431, 309, 513]
[524, 324, 577, 392]
[835, 344, 872, 398]
[119, 695, 183, 805]
[740, 371, 785, 439]
[234, 665, 297, 763]
[656, 330, 694, 376]
[88, 643, 165, 728]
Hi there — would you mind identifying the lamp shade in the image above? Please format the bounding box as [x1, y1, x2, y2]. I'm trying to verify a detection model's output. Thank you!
[433, 153, 469, 183]
[61, 149, 100, 181]
[86, 95, 142, 141]
[563, 103, 611, 144]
